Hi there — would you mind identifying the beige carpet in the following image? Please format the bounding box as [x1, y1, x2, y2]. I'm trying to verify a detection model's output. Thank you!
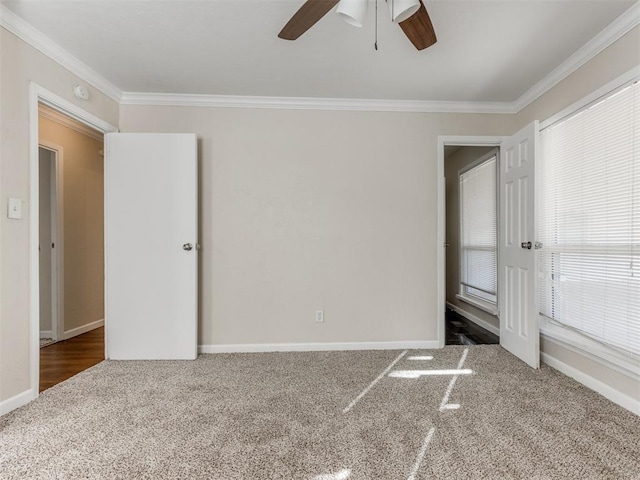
[39, 338, 55, 348]
[1, 345, 638, 479]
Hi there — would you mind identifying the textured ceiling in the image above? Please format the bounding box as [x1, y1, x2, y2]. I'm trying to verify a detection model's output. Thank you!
[2, 0, 636, 101]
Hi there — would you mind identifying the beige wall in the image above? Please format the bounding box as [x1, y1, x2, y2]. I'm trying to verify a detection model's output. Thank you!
[119, 24, 638, 342]
[516, 25, 640, 128]
[0, 27, 118, 403]
[119, 25, 639, 404]
[444, 146, 499, 331]
[119, 108, 512, 346]
[39, 117, 104, 333]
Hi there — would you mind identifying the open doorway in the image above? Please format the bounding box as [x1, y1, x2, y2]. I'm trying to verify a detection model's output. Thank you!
[444, 145, 500, 346]
[38, 104, 106, 392]
[28, 84, 118, 401]
[38, 144, 60, 348]
[439, 128, 540, 367]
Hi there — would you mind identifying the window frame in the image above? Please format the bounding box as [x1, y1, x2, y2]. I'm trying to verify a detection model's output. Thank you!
[457, 148, 500, 315]
[537, 67, 640, 370]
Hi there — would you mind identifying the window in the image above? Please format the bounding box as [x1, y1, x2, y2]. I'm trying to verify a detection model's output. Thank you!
[538, 81, 639, 356]
[459, 151, 498, 309]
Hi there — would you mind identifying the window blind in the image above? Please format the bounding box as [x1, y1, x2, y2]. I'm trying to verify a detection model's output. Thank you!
[538, 81, 639, 355]
[460, 155, 497, 304]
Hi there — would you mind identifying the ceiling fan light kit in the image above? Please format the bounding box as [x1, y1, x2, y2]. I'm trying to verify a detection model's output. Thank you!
[388, 0, 421, 23]
[336, 0, 368, 28]
[278, 0, 437, 51]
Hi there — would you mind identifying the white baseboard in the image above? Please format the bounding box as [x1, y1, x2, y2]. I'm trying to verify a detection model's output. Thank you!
[61, 318, 104, 341]
[199, 340, 440, 354]
[446, 302, 500, 337]
[541, 352, 640, 416]
[39, 330, 53, 339]
[0, 388, 35, 417]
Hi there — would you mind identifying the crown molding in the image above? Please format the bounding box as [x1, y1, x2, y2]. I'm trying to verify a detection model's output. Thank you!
[2, 1, 638, 114]
[119, 92, 516, 114]
[0, 4, 122, 103]
[38, 104, 104, 142]
[513, 2, 640, 113]
[118, 4, 640, 114]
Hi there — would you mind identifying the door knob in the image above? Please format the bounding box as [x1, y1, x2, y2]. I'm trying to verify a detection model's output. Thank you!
[182, 243, 193, 251]
[521, 241, 532, 250]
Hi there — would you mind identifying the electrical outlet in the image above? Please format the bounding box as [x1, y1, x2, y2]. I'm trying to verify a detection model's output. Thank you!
[315, 310, 324, 323]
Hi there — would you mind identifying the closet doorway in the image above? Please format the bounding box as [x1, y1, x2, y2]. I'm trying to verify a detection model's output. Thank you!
[444, 145, 500, 346]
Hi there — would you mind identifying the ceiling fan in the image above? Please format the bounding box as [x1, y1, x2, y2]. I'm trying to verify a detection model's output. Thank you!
[278, 0, 437, 51]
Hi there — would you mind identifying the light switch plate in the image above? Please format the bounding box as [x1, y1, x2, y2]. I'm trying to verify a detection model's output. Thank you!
[8, 198, 22, 219]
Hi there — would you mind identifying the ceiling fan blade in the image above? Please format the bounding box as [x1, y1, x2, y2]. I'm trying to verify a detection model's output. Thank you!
[399, 1, 437, 51]
[278, 0, 340, 40]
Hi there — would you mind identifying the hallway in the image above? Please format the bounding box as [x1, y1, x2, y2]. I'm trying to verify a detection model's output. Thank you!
[39, 327, 104, 392]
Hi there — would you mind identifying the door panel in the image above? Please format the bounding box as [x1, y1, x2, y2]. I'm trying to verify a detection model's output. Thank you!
[499, 122, 539, 368]
[39, 148, 54, 339]
[105, 133, 198, 360]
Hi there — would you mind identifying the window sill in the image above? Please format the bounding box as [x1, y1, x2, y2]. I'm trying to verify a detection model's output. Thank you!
[456, 294, 498, 316]
[539, 315, 640, 380]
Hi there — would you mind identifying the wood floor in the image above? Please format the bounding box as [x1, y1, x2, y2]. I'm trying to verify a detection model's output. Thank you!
[39, 327, 105, 392]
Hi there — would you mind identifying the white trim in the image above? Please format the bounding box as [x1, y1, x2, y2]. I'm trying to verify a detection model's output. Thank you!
[120, 92, 514, 113]
[2, 2, 638, 114]
[446, 301, 500, 337]
[540, 66, 640, 130]
[29, 84, 40, 405]
[541, 350, 640, 416]
[103, 136, 111, 359]
[513, 3, 640, 113]
[0, 389, 35, 417]
[116, 4, 640, 114]
[39, 330, 53, 339]
[0, 5, 122, 102]
[438, 136, 506, 348]
[33, 85, 118, 135]
[438, 172, 446, 349]
[38, 140, 64, 342]
[540, 317, 640, 381]
[439, 136, 509, 147]
[60, 319, 104, 341]
[30, 83, 116, 399]
[198, 340, 439, 354]
[39, 104, 104, 142]
[455, 294, 498, 317]
[457, 147, 499, 177]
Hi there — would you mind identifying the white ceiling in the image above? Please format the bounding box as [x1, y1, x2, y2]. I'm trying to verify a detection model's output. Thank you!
[1, 0, 636, 102]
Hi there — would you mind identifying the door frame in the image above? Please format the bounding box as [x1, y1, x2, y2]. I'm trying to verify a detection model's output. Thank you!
[38, 141, 64, 342]
[29, 83, 117, 399]
[436, 135, 507, 348]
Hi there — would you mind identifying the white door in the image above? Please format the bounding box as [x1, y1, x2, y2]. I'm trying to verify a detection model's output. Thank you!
[39, 148, 56, 341]
[105, 133, 198, 360]
[499, 122, 539, 368]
